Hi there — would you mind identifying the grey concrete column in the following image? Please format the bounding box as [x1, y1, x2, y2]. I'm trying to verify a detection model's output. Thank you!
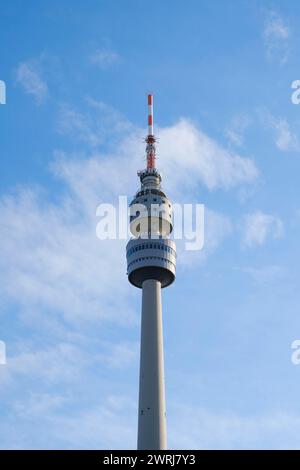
[137, 279, 167, 450]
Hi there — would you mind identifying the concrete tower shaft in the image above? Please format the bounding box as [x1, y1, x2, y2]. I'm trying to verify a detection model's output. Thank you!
[138, 279, 166, 449]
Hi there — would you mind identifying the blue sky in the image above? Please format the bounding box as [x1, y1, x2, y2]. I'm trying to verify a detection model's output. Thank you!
[1, 0, 300, 449]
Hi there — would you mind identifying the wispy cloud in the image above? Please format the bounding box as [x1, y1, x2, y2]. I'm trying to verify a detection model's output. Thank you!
[57, 99, 133, 148]
[0, 185, 135, 328]
[158, 119, 259, 195]
[57, 100, 259, 193]
[258, 110, 300, 152]
[169, 404, 300, 449]
[242, 211, 283, 247]
[225, 114, 252, 148]
[1, 343, 89, 385]
[0, 391, 136, 449]
[13, 393, 67, 418]
[263, 11, 290, 64]
[98, 341, 139, 369]
[239, 265, 287, 284]
[177, 208, 233, 267]
[16, 59, 48, 104]
[270, 117, 300, 152]
[89, 49, 120, 69]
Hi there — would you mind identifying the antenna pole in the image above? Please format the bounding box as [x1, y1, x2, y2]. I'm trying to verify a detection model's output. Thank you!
[146, 94, 156, 170]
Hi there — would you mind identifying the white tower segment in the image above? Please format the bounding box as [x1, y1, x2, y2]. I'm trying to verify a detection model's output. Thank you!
[126, 94, 176, 450]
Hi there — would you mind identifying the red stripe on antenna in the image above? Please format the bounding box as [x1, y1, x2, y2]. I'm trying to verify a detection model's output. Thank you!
[146, 93, 156, 169]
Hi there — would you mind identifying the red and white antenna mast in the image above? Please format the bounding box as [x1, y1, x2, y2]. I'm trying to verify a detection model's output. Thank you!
[146, 93, 156, 170]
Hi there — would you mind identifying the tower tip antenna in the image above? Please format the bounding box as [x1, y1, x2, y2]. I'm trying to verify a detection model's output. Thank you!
[146, 93, 156, 170]
[147, 93, 154, 137]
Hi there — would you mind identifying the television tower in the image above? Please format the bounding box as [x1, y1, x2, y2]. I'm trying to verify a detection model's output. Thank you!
[126, 94, 176, 450]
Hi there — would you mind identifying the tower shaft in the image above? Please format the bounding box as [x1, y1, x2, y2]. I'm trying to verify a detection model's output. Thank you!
[137, 279, 167, 450]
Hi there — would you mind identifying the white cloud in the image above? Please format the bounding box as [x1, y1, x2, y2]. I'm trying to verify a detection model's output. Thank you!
[57, 99, 133, 149]
[0, 337, 138, 389]
[16, 59, 48, 104]
[13, 393, 67, 418]
[89, 49, 120, 68]
[0, 392, 136, 449]
[4, 391, 300, 449]
[157, 119, 258, 195]
[0, 186, 136, 328]
[204, 209, 233, 252]
[263, 11, 290, 64]
[225, 114, 252, 148]
[99, 341, 139, 369]
[239, 265, 287, 284]
[169, 404, 300, 449]
[271, 118, 299, 152]
[47, 396, 136, 449]
[56, 101, 259, 194]
[2, 343, 88, 385]
[177, 207, 233, 267]
[258, 110, 300, 153]
[242, 211, 283, 247]
[264, 11, 289, 40]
